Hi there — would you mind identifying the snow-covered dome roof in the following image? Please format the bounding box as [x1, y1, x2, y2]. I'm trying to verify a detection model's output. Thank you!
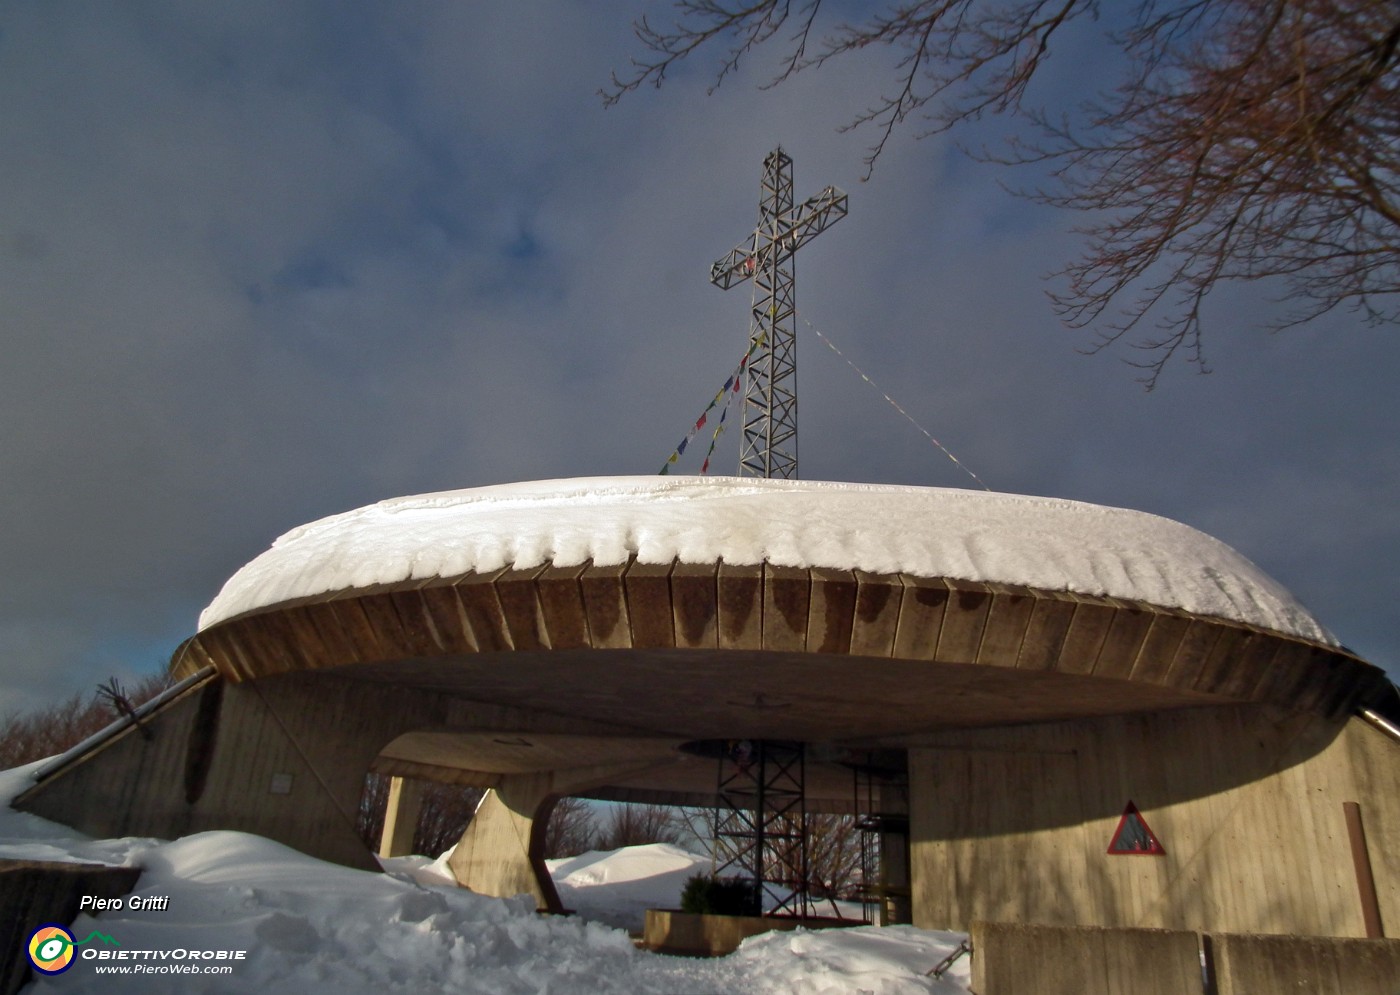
[200, 475, 1334, 646]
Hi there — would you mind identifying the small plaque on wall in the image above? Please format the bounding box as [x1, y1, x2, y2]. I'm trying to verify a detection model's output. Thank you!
[1107, 800, 1164, 855]
[269, 772, 293, 796]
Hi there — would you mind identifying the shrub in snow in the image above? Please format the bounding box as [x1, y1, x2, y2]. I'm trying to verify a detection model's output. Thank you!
[679, 873, 760, 916]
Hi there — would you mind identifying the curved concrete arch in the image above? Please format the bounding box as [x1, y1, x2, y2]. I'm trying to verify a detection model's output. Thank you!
[177, 558, 1385, 730]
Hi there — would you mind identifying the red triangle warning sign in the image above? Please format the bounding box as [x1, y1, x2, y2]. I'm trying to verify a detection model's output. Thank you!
[1107, 801, 1165, 855]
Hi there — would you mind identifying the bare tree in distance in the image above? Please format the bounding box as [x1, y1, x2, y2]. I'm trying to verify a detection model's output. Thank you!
[357, 792, 695, 862]
[803, 813, 865, 904]
[416, 782, 485, 857]
[670, 804, 868, 909]
[357, 772, 391, 851]
[603, 1, 1400, 387]
[356, 774, 485, 858]
[1, 672, 170, 771]
[593, 803, 688, 851]
[543, 796, 601, 859]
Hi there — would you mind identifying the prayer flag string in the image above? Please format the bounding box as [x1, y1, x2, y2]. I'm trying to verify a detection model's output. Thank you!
[659, 333, 766, 475]
[699, 373, 740, 474]
[797, 312, 992, 491]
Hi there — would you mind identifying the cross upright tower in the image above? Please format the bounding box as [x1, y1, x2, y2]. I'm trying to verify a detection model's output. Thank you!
[711, 149, 847, 479]
[707, 149, 848, 919]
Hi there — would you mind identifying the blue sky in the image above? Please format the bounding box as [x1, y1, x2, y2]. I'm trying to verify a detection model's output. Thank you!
[2, 1, 1397, 714]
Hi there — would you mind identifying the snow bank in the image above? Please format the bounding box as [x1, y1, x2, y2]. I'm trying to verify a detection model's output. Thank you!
[547, 842, 711, 930]
[2, 763, 971, 993]
[201, 475, 1333, 645]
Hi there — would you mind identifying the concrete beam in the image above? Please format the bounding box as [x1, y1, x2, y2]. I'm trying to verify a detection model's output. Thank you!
[377, 776, 425, 859]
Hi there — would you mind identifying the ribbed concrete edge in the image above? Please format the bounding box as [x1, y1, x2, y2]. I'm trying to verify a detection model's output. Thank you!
[173, 560, 1388, 719]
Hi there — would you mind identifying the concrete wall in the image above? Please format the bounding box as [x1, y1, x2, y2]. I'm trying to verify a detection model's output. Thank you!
[970, 922, 1202, 995]
[15, 676, 378, 869]
[910, 705, 1398, 937]
[1211, 932, 1400, 994]
[970, 922, 1400, 995]
[14, 671, 627, 871]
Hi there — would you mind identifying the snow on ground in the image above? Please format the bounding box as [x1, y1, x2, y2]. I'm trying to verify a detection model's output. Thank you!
[200, 475, 1334, 645]
[546, 842, 712, 931]
[399, 841, 867, 932]
[3, 762, 971, 994]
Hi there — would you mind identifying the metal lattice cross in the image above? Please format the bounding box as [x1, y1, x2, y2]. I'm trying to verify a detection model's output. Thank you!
[710, 149, 847, 479]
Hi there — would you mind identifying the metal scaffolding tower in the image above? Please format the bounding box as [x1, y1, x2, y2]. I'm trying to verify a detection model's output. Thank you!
[712, 739, 810, 918]
[710, 149, 847, 479]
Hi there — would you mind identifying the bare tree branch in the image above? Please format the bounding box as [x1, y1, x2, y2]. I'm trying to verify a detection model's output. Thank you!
[604, 0, 1400, 386]
[1023, 0, 1400, 385]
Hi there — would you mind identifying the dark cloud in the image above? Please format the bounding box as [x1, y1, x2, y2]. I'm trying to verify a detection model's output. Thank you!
[1, 1, 1395, 714]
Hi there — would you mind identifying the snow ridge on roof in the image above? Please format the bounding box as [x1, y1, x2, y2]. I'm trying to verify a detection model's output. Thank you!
[199, 475, 1335, 646]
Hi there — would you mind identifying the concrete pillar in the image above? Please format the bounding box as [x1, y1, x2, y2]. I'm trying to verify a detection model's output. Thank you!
[447, 757, 683, 911]
[880, 779, 912, 925]
[377, 776, 426, 859]
[448, 773, 563, 912]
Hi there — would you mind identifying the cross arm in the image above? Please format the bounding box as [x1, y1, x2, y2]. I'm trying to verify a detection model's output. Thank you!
[709, 186, 848, 290]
